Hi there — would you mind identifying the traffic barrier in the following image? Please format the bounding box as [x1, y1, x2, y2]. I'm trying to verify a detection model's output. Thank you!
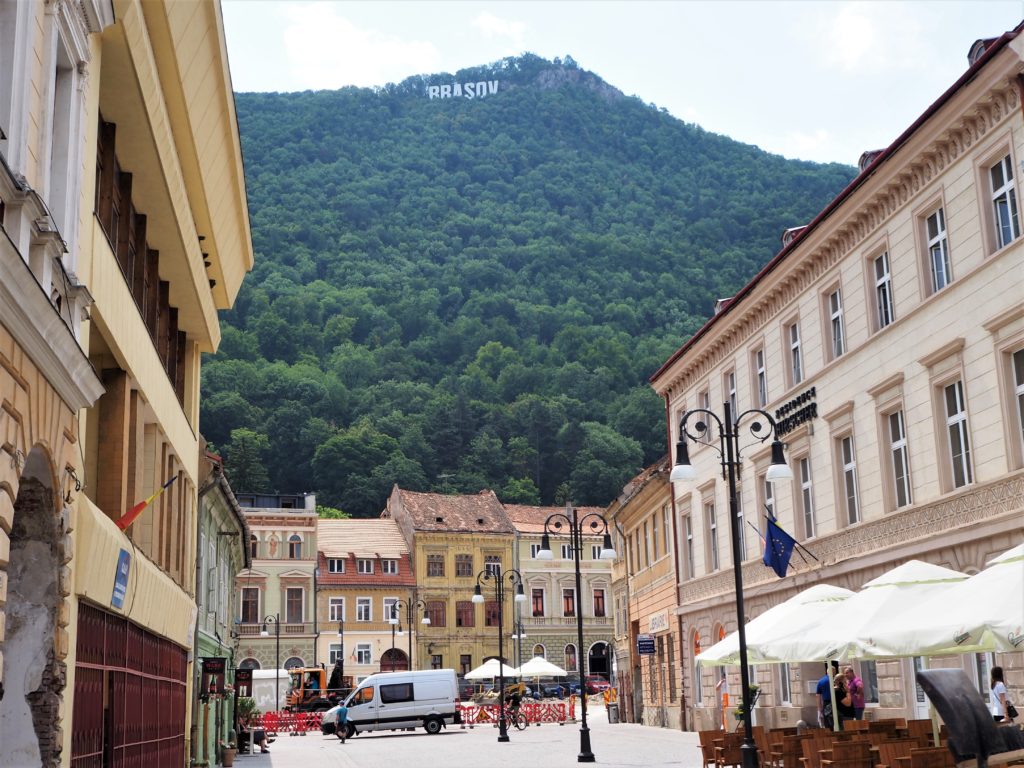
[456, 701, 572, 726]
[255, 711, 320, 736]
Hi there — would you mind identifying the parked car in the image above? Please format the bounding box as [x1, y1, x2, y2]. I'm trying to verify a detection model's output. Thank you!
[584, 675, 610, 695]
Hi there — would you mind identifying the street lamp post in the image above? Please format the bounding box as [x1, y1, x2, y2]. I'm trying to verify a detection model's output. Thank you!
[536, 504, 616, 763]
[510, 621, 527, 669]
[669, 402, 793, 768]
[390, 598, 429, 670]
[260, 614, 281, 710]
[472, 566, 526, 743]
[336, 616, 345, 692]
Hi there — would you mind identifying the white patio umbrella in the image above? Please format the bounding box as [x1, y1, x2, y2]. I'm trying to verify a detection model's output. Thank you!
[757, 560, 969, 663]
[696, 583, 854, 666]
[865, 543, 1024, 657]
[464, 658, 519, 680]
[515, 656, 568, 678]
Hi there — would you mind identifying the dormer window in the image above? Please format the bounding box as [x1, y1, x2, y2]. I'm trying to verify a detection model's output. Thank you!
[357, 559, 373, 574]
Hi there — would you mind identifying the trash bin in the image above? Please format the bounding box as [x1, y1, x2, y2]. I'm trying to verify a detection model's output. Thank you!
[607, 703, 619, 724]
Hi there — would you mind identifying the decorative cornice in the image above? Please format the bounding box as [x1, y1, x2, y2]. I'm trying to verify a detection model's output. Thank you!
[917, 337, 966, 369]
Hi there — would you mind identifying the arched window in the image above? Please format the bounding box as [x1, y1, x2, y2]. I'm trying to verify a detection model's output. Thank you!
[284, 656, 305, 670]
[532, 644, 546, 659]
[288, 534, 302, 559]
[564, 643, 577, 673]
[239, 657, 260, 670]
[250, 534, 258, 560]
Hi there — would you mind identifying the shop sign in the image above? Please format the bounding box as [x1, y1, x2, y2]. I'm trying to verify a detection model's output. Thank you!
[774, 386, 818, 437]
[648, 611, 669, 633]
[111, 548, 131, 609]
[637, 633, 656, 655]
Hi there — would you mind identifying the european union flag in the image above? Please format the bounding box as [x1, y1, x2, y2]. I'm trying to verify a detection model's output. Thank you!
[762, 516, 797, 578]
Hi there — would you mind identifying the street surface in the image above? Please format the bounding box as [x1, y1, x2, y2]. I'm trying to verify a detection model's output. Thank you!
[240, 705, 701, 768]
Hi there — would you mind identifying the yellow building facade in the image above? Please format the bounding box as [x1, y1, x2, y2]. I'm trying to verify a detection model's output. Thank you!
[0, 1, 251, 765]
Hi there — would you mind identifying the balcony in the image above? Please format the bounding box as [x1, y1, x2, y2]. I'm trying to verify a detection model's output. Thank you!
[522, 616, 612, 627]
[236, 621, 315, 636]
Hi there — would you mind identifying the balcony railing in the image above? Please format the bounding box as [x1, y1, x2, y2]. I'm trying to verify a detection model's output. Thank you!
[236, 621, 315, 636]
[522, 616, 612, 627]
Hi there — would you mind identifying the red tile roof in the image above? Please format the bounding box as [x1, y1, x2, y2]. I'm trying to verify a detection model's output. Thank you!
[504, 504, 608, 535]
[392, 488, 514, 534]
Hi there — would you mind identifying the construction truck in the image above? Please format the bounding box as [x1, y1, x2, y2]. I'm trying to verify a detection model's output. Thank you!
[285, 666, 352, 712]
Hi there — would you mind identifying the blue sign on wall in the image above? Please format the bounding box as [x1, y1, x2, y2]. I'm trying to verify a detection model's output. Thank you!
[111, 548, 131, 609]
[637, 633, 656, 655]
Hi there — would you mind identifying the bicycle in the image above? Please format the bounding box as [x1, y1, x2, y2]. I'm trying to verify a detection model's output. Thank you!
[500, 704, 529, 731]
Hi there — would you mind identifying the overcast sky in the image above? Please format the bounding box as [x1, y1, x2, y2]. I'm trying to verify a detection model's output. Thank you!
[222, 1, 1023, 165]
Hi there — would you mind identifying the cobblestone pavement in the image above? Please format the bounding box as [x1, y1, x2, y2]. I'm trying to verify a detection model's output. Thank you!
[236, 706, 702, 768]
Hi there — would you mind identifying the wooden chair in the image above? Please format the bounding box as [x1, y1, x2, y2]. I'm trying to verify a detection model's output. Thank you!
[906, 721, 937, 747]
[845, 721, 870, 733]
[822, 740, 875, 768]
[801, 734, 840, 768]
[772, 733, 813, 768]
[716, 731, 747, 768]
[700, 729, 723, 768]
[876, 738, 921, 768]
[907, 748, 955, 768]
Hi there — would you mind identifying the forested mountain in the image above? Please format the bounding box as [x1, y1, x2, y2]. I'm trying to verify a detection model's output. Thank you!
[204, 54, 855, 516]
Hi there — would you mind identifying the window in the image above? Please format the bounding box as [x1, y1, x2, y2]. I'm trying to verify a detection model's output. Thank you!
[788, 321, 803, 385]
[533, 644, 546, 659]
[642, 520, 651, 567]
[426, 554, 444, 577]
[430, 655, 443, 670]
[356, 597, 371, 622]
[460, 655, 472, 675]
[705, 500, 719, 572]
[355, 644, 371, 665]
[753, 348, 768, 407]
[778, 662, 792, 705]
[861, 660, 880, 703]
[663, 505, 672, 555]
[425, 600, 446, 627]
[381, 683, 414, 703]
[684, 515, 695, 579]
[926, 208, 952, 292]
[530, 544, 542, 559]
[562, 588, 576, 617]
[944, 380, 973, 487]
[329, 644, 343, 664]
[839, 435, 860, 524]
[357, 559, 373, 575]
[456, 600, 475, 627]
[564, 643, 578, 672]
[593, 588, 606, 618]
[329, 597, 345, 622]
[560, 544, 572, 560]
[591, 545, 601, 560]
[240, 587, 259, 623]
[828, 289, 846, 359]
[382, 559, 398, 575]
[874, 252, 895, 329]
[667, 635, 677, 702]
[455, 554, 473, 577]
[763, 474, 775, 521]
[1013, 349, 1024, 459]
[288, 534, 302, 559]
[327, 558, 345, 574]
[888, 410, 912, 508]
[798, 457, 816, 539]
[990, 154, 1020, 249]
[250, 535, 259, 560]
[652, 513, 660, 561]
[484, 555, 501, 576]
[484, 600, 500, 627]
[725, 369, 737, 415]
[532, 588, 545, 617]
[286, 588, 303, 623]
[383, 597, 397, 622]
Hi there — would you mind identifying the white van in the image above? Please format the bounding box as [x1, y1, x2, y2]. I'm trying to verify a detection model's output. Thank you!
[327, 668, 462, 737]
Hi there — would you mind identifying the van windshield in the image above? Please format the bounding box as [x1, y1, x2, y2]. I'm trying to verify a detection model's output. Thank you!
[349, 686, 374, 706]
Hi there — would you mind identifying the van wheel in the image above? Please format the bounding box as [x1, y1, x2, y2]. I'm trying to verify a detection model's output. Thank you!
[345, 723, 356, 739]
[424, 717, 443, 734]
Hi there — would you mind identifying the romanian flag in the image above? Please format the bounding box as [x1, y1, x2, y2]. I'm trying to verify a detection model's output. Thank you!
[115, 477, 177, 531]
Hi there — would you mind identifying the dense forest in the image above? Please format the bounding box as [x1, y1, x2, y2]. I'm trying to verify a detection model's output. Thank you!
[204, 54, 855, 516]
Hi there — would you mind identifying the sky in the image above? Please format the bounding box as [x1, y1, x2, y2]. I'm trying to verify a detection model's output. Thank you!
[221, 1, 1024, 165]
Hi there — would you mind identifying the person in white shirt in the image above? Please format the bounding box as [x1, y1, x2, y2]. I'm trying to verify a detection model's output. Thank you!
[990, 666, 1012, 723]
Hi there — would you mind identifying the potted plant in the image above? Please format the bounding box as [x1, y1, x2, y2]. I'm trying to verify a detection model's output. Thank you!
[732, 685, 761, 721]
[220, 734, 237, 767]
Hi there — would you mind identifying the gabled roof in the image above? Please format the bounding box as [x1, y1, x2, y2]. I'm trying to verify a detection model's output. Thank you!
[504, 504, 608, 535]
[390, 488, 514, 534]
[318, 518, 410, 558]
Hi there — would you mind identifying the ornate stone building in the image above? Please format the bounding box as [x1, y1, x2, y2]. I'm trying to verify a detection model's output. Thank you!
[650, 27, 1024, 730]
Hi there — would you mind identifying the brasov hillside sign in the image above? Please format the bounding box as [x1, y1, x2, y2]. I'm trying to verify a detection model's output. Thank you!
[427, 80, 500, 100]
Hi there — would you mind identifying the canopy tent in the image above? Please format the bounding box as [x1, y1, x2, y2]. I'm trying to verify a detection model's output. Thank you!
[751, 560, 969, 663]
[865, 544, 1024, 657]
[515, 656, 569, 678]
[464, 658, 519, 680]
[696, 584, 854, 667]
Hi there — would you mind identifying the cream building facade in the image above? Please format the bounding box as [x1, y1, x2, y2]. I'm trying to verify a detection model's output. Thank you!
[1, 1, 251, 765]
[651, 29, 1024, 731]
[506, 504, 615, 680]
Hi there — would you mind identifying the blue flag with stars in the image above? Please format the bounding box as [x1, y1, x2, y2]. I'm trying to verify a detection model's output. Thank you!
[762, 515, 797, 578]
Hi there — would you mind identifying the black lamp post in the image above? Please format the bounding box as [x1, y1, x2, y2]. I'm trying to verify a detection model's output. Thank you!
[336, 616, 345, 693]
[390, 598, 429, 670]
[472, 567, 526, 743]
[536, 503, 616, 763]
[510, 621, 527, 669]
[670, 402, 793, 768]
[260, 614, 281, 710]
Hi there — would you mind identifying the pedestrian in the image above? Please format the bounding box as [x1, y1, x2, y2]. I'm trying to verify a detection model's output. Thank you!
[834, 670, 855, 729]
[844, 666, 865, 720]
[990, 666, 1015, 723]
[335, 702, 350, 742]
[817, 662, 836, 729]
[715, 671, 729, 730]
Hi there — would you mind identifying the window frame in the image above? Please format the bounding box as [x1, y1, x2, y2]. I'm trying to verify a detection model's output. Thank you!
[920, 203, 952, 295]
[796, 455, 816, 539]
[327, 557, 345, 574]
[704, 495, 719, 572]
[752, 346, 768, 408]
[887, 409, 913, 509]
[455, 600, 475, 628]
[724, 368, 737, 416]
[356, 596, 372, 622]
[785, 319, 803, 388]
[562, 587, 576, 618]
[426, 553, 444, 578]
[836, 433, 860, 525]
[683, 510, 695, 580]
[872, 249, 896, 331]
[355, 644, 372, 665]
[329, 596, 345, 622]
[986, 149, 1021, 252]
[825, 286, 846, 360]
[288, 534, 302, 559]
[943, 379, 973, 489]
[285, 587, 304, 624]
[455, 553, 473, 577]
[531, 588, 545, 618]
[357, 558, 373, 575]
[240, 586, 260, 624]
[382, 559, 398, 575]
